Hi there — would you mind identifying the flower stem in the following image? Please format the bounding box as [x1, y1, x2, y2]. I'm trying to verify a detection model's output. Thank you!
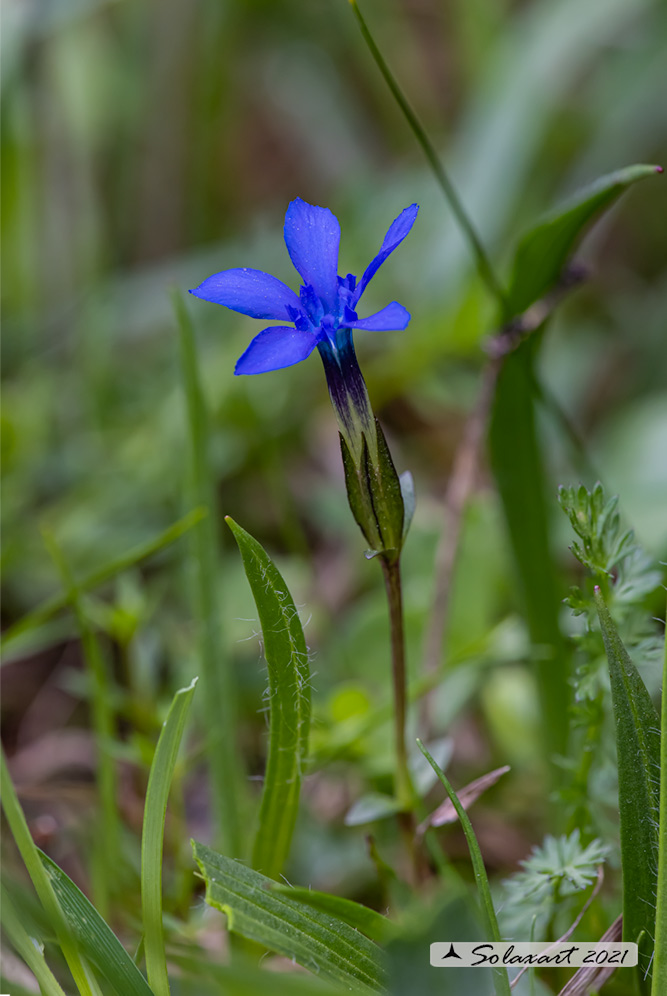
[380, 557, 412, 810]
[350, 0, 509, 314]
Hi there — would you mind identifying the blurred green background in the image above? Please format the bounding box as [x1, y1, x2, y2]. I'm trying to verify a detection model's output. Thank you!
[2, 0, 667, 960]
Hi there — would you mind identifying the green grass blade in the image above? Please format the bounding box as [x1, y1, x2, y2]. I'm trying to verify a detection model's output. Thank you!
[192, 841, 386, 993]
[0, 883, 68, 996]
[506, 163, 662, 317]
[141, 677, 198, 996]
[269, 885, 398, 943]
[226, 517, 311, 881]
[489, 333, 569, 764]
[35, 853, 155, 996]
[1, 508, 206, 654]
[416, 739, 512, 996]
[43, 529, 119, 920]
[653, 597, 667, 996]
[594, 589, 660, 992]
[0, 749, 102, 996]
[173, 289, 243, 857]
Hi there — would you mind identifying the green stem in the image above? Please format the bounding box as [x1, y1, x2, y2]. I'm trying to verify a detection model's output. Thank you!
[652, 596, 667, 995]
[416, 739, 512, 996]
[43, 529, 119, 919]
[380, 557, 412, 810]
[0, 750, 102, 996]
[350, 0, 508, 313]
[173, 289, 244, 857]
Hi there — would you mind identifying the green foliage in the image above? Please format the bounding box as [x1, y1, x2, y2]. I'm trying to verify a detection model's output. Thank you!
[141, 678, 198, 996]
[269, 885, 399, 943]
[502, 830, 608, 938]
[39, 853, 155, 996]
[192, 841, 387, 993]
[226, 517, 311, 881]
[506, 164, 661, 318]
[595, 591, 660, 991]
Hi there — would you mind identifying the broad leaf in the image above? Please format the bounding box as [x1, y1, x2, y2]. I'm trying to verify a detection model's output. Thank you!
[506, 163, 661, 316]
[270, 885, 398, 943]
[595, 590, 660, 991]
[39, 852, 154, 996]
[193, 841, 386, 993]
[226, 517, 311, 880]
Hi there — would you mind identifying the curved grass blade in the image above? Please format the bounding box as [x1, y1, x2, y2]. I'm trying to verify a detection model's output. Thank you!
[416, 740, 511, 996]
[653, 597, 667, 996]
[141, 677, 198, 996]
[0, 749, 102, 996]
[225, 517, 311, 881]
[269, 885, 398, 944]
[35, 854, 155, 996]
[506, 163, 662, 317]
[594, 589, 660, 992]
[0, 883, 67, 996]
[192, 841, 386, 993]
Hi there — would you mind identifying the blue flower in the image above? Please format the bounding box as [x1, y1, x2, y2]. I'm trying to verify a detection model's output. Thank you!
[189, 197, 419, 376]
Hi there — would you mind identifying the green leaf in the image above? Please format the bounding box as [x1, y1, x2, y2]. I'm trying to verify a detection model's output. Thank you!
[345, 792, 403, 826]
[488, 333, 569, 764]
[192, 841, 387, 994]
[38, 851, 154, 996]
[506, 163, 662, 316]
[269, 885, 398, 944]
[594, 589, 660, 991]
[653, 597, 667, 996]
[0, 883, 68, 996]
[141, 677, 197, 996]
[225, 517, 311, 881]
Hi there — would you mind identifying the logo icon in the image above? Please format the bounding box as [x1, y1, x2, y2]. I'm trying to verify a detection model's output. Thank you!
[439, 943, 462, 961]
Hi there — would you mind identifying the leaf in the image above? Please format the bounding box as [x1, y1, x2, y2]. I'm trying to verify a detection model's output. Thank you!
[420, 765, 511, 831]
[269, 885, 398, 943]
[489, 332, 570, 763]
[345, 792, 403, 827]
[0, 883, 67, 996]
[506, 163, 662, 316]
[594, 589, 660, 991]
[225, 517, 311, 881]
[38, 851, 154, 996]
[141, 677, 198, 996]
[192, 841, 387, 994]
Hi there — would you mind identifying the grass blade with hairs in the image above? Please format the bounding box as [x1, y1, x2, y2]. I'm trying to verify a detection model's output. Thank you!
[653, 597, 667, 996]
[269, 885, 399, 944]
[141, 677, 198, 996]
[594, 590, 660, 992]
[192, 841, 386, 993]
[225, 517, 311, 881]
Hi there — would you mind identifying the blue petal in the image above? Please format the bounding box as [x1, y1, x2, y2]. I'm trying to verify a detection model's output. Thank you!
[356, 204, 419, 301]
[284, 198, 341, 312]
[345, 302, 411, 331]
[190, 268, 301, 320]
[234, 326, 318, 375]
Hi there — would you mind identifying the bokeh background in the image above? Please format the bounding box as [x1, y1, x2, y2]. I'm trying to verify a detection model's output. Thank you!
[2, 0, 667, 986]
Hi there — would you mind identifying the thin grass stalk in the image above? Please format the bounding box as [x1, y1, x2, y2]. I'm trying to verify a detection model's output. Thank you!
[173, 289, 243, 857]
[349, 0, 508, 314]
[43, 530, 119, 919]
[417, 739, 512, 996]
